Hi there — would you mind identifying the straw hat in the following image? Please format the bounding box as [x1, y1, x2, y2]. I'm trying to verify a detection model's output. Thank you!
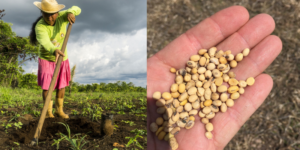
[33, 0, 65, 13]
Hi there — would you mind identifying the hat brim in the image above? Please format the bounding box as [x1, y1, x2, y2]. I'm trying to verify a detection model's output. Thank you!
[33, 1, 65, 13]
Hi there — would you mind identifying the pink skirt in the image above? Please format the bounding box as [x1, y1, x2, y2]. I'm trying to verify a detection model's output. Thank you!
[37, 58, 71, 90]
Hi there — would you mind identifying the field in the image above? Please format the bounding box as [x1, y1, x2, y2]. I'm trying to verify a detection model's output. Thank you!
[148, 0, 300, 149]
[0, 87, 147, 150]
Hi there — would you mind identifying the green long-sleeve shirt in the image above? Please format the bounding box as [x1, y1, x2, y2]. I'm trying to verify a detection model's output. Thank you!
[35, 6, 81, 62]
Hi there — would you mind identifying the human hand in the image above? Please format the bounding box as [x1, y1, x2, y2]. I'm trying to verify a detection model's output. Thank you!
[147, 6, 282, 150]
[67, 13, 75, 24]
[54, 49, 65, 64]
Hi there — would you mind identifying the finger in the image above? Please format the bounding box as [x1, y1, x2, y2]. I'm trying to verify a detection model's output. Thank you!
[212, 74, 273, 149]
[216, 14, 276, 55]
[151, 6, 249, 69]
[230, 35, 282, 80]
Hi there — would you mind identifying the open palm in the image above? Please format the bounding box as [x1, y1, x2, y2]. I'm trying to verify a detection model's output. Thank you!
[147, 6, 282, 150]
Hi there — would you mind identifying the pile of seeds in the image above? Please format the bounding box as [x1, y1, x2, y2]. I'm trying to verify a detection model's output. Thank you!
[150, 47, 255, 150]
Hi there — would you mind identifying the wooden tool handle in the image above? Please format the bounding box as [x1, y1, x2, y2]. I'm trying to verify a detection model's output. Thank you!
[31, 24, 73, 145]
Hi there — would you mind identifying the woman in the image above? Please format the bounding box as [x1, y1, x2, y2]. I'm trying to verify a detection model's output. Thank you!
[29, 0, 81, 119]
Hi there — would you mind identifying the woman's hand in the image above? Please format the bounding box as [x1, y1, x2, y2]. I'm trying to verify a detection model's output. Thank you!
[67, 13, 75, 25]
[54, 49, 65, 64]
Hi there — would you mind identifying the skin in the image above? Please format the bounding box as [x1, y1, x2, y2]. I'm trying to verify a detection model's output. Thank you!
[41, 11, 75, 104]
[147, 6, 282, 150]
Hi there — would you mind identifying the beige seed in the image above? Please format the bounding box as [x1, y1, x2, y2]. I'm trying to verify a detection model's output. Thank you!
[231, 92, 240, 100]
[187, 61, 197, 68]
[202, 107, 211, 114]
[158, 131, 166, 140]
[205, 132, 213, 139]
[198, 49, 207, 55]
[214, 77, 223, 86]
[199, 57, 206, 66]
[150, 122, 158, 132]
[184, 73, 192, 82]
[197, 87, 205, 96]
[170, 68, 176, 73]
[171, 92, 180, 98]
[188, 94, 198, 103]
[242, 48, 250, 56]
[190, 54, 200, 61]
[223, 74, 230, 82]
[228, 72, 236, 78]
[179, 112, 189, 119]
[200, 101, 205, 108]
[220, 103, 227, 112]
[164, 126, 173, 133]
[199, 111, 206, 118]
[195, 81, 203, 87]
[192, 100, 200, 109]
[185, 67, 191, 73]
[210, 57, 219, 65]
[176, 120, 186, 128]
[239, 80, 247, 88]
[176, 68, 186, 76]
[210, 105, 219, 113]
[198, 67, 206, 74]
[180, 100, 188, 106]
[199, 74, 205, 81]
[184, 103, 192, 111]
[178, 92, 188, 101]
[206, 123, 214, 132]
[201, 118, 209, 124]
[222, 64, 230, 73]
[165, 98, 174, 104]
[230, 60, 237, 68]
[168, 117, 175, 124]
[162, 92, 172, 100]
[189, 109, 198, 116]
[176, 106, 183, 113]
[207, 63, 216, 70]
[166, 108, 173, 118]
[228, 86, 239, 94]
[200, 96, 205, 102]
[208, 47, 217, 57]
[156, 117, 164, 125]
[219, 57, 227, 64]
[246, 77, 255, 86]
[239, 87, 245, 94]
[175, 75, 183, 84]
[173, 99, 180, 107]
[153, 91, 161, 100]
[206, 112, 216, 119]
[226, 99, 234, 107]
[215, 50, 224, 58]
[178, 83, 186, 93]
[204, 53, 210, 59]
[235, 53, 243, 61]
[204, 100, 212, 107]
[172, 112, 179, 122]
[156, 99, 166, 107]
[157, 107, 166, 114]
[170, 127, 180, 135]
[226, 53, 234, 61]
[189, 116, 195, 121]
[218, 85, 228, 93]
[212, 69, 221, 78]
[204, 88, 212, 100]
[220, 93, 228, 102]
[205, 70, 212, 79]
[217, 64, 227, 71]
[211, 83, 217, 93]
[170, 84, 178, 93]
[212, 100, 222, 106]
[191, 74, 199, 80]
[164, 133, 174, 141]
[163, 113, 168, 120]
[203, 81, 211, 89]
[211, 93, 219, 100]
[169, 137, 179, 150]
[228, 78, 239, 86]
[188, 87, 197, 95]
[185, 120, 195, 129]
[225, 50, 231, 55]
[156, 127, 164, 136]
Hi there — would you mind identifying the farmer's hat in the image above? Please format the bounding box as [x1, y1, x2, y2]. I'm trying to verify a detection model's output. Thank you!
[33, 0, 65, 13]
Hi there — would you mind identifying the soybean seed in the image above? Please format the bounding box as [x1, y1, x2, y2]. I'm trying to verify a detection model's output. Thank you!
[199, 111, 206, 118]
[170, 68, 176, 73]
[219, 57, 227, 64]
[192, 100, 200, 109]
[188, 87, 197, 95]
[201, 118, 209, 124]
[235, 53, 243, 61]
[225, 50, 231, 55]
[189, 116, 195, 121]
[212, 69, 221, 78]
[171, 92, 180, 98]
[175, 75, 183, 84]
[202, 107, 211, 114]
[153, 91, 161, 100]
[208, 47, 217, 57]
[210, 57, 219, 65]
[226, 99, 234, 107]
[212, 100, 222, 106]
[223, 73, 230, 82]
[210, 105, 219, 113]
[206, 123, 214, 132]
[189, 109, 198, 116]
[198, 49, 207, 55]
[190, 55, 200, 61]
[215, 50, 224, 58]
[156, 117, 164, 125]
[206, 112, 216, 119]
[180, 100, 188, 106]
[231, 92, 240, 100]
[228, 71, 236, 78]
[230, 60, 237, 68]
[239, 80, 247, 88]
[187, 61, 197, 68]
[185, 120, 195, 129]
[188, 94, 198, 103]
[150, 122, 158, 132]
[191, 74, 199, 80]
[242, 48, 250, 56]
[211, 92, 219, 100]
[228, 86, 239, 94]
[196, 81, 203, 87]
[205, 132, 213, 139]
[214, 77, 223, 86]
[228, 78, 239, 86]
[246, 77, 255, 86]
[199, 74, 205, 81]
[176, 106, 183, 113]
[157, 107, 166, 114]
[220, 93, 228, 102]
[218, 85, 228, 93]
[156, 99, 166, 107]
[162, 92, 172, 100]
[184, 73, 192, 82]
[184, 103, 192, 111]
[169, 137, 179, 150]
[226, 54, 234, 61]
[158, 131, 166, 140]
[204, 100, 212, 107]
[156, 127, 164, 136]
[239, 87, 245, 94]
[207, 63, 216, 70]
[170, 84, 178, 92]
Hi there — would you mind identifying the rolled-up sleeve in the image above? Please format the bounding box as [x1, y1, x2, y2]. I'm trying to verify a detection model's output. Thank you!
[35, 24, 57, 55]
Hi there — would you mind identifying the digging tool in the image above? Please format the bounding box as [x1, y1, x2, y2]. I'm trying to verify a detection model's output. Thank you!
[30, 24, 73, 146]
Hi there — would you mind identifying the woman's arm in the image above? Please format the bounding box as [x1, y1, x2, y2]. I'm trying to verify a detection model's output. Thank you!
[35, 24, 57, 55]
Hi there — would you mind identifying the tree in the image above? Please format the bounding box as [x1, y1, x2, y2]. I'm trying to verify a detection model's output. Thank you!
[69, 64, 76, 96]
[0, 10, 39, 86]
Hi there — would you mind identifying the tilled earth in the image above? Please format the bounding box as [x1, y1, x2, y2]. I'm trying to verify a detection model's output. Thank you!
[148, 0, 300, 149]
[0, 100, 147, 150]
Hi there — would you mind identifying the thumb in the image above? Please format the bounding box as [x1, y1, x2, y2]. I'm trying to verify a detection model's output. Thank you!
[55, 54, 59, 64]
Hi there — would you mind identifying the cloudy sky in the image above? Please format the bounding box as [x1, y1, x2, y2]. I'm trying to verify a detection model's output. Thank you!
[0, 0, 147, 87]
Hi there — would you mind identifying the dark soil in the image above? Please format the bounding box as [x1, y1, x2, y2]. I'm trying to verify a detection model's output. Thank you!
[147, 0, 300, 149]
[0, 99, 147, 150]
